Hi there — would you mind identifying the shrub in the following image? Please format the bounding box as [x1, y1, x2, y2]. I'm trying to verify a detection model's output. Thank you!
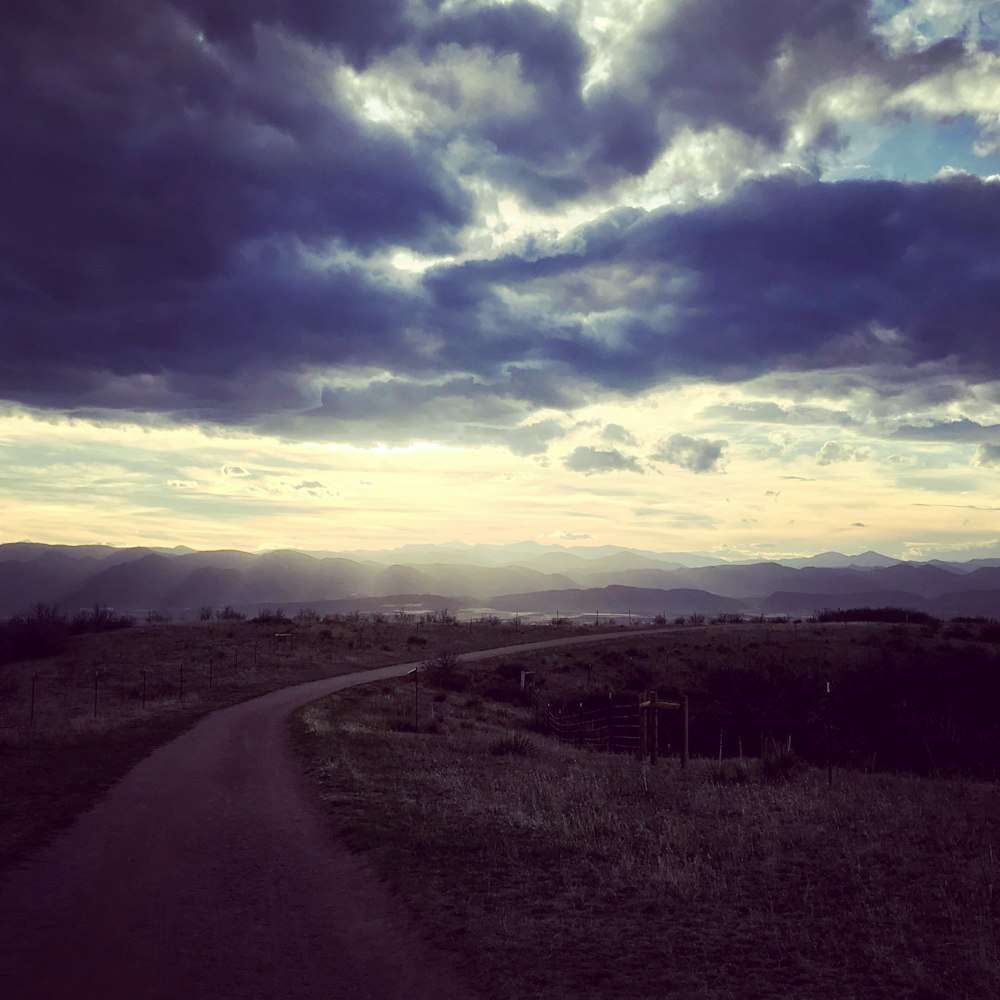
[622, 662, 654, 691]
[815, 606, 937, 626]
[69, 604, 134, 634]
[0, 604, 69, 664]
[489, 734, 533, 757]
[424, 650, 468, 691]
[252, 608, 290, 625]
[757, 740, 808, 783]
[712, 759, 753, 785]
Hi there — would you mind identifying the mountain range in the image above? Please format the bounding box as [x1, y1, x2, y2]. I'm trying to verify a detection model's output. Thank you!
[1, 541, 999, 621]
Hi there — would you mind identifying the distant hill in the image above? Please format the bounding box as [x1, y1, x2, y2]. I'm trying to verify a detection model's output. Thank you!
[776, 550, 902, 569]
[1, 542, 999, 620]
[760, 591, 934, 618]
[487, 586, 748, 618]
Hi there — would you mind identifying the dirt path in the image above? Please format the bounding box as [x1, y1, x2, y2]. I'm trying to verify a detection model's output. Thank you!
[0, 631, 655, 1000]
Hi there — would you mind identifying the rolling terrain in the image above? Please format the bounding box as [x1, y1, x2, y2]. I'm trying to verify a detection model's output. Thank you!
[2, 541, 999, 621]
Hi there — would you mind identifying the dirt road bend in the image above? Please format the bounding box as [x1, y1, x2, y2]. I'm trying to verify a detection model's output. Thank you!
[0, 631, 653, 1000]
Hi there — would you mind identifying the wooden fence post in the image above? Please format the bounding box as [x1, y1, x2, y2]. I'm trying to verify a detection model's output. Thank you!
[649, 691, 658, 766]
[825, 680, 832, 787]
[681, 695, 689, 768]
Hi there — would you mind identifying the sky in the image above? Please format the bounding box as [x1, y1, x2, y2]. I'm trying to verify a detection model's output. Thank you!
[2, 0, 1000, 562]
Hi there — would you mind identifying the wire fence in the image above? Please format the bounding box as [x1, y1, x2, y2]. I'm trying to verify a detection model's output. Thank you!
[527, 687, 688, 762]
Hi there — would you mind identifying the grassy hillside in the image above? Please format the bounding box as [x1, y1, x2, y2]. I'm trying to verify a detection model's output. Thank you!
[0, 613, 565, 868]
[294, 624, 1000, 1000]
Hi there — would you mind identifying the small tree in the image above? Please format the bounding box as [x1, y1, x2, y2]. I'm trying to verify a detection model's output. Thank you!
[423, 650, 467, 691]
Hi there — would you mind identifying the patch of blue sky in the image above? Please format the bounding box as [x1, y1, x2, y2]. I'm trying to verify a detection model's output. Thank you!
[871, 0, 1000, 53]
[823, 113, 998, 182]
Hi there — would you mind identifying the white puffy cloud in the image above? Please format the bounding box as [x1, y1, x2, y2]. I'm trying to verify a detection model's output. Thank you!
[816, 441, 872, 465]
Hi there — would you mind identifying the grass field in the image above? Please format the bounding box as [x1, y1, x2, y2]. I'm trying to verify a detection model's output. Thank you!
[0, 613, 594, 869]
[293, 625, 1000, 1000]
[5, 615, 999, 998]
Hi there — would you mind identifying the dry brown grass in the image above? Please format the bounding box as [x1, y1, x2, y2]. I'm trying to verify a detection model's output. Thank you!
[293, 648, 1000, 1000]
[0, 615, 589, 868]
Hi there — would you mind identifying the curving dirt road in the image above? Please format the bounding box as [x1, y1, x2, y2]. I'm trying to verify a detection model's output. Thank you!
[0, 632, 658, 1000]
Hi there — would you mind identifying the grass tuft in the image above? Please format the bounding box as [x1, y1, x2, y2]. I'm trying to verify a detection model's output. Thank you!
[488, 734, 533, 757]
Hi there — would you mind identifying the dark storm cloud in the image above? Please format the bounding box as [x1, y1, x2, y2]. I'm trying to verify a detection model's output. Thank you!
[893, 418, 1000, 443]
[170, 0, 415, 66]
[421, 173, 1000, 393]
[0, 1, 992, 433]
[0, 1, 466, 407]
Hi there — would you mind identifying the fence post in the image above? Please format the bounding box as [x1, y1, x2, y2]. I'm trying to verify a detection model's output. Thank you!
[825, 680, 832, 787]
[681, 695, 690, 769]
[648, 691, 658, 765]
